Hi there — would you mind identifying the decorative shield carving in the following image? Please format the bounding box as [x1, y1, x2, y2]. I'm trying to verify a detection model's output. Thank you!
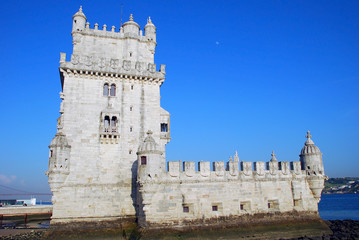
[281, 161, 289, 175]
[148, 63, 156, 73]
[168, 161, 180, 177]
[214, 162, 224, 176]
[98, 58, 105, 68]
[255, 162, 265, 176]
[85, 56, 93, 66]
[229, 161, 239, 176]
[199, 161, 210, 177]
[71, 54, 79, 65]
[184, 161, 195, 177]
[242, 162, 252, 176]
[269, 161, 278, 175]
[110, 59, 119, 69]
[123, 60, 131, 71]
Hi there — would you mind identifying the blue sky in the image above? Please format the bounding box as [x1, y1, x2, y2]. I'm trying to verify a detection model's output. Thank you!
[0, 0, 358, 199]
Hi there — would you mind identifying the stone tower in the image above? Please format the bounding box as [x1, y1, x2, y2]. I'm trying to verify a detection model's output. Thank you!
[47, 7, 170, 224]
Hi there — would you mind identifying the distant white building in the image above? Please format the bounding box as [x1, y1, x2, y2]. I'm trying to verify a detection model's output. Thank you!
[47, 7, 327, 229]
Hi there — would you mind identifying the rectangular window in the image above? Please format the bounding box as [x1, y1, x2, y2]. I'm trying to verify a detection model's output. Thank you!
[141, 156, 147, 165]
[240, 201, 251, 211]
[268, 200, 279, 210]
[161, 123, 168, 132]
[183, 206, 189, 213]
[212, 205, 218, 211]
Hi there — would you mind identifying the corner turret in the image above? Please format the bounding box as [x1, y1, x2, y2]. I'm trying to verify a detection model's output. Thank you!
[300, 131, 325, 201]
[145, 17, 156, 42]
[300, 131, 324, 176]
[72, 6, 87, 33]
[137, 130, 164, 181]
[46, 132, 71, 191]
[122, 14, 140, 35]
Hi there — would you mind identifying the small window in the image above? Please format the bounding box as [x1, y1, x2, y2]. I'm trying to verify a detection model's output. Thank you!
[161, 123, 168, 132]
[110, 84, 116, 96]
[103, 83, 109, 96]
[240, 201, 250, 211]
[212, 205, 218, 211]
[50, 150, 53, 158]
[130, 106, 133, 111]
[141, 156, 147, 165]
[129, 52, 133, 57]
[268, 200, 279, 210]
[131, 85, 134, 90]
[183, 206, 189, 213]
[129, 150, 132, 154]
[130, 127, 133, 132]
[104, 116, 110, 132]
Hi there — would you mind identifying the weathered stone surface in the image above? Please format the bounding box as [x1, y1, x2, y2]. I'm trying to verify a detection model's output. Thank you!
[47, 7, 327, 231]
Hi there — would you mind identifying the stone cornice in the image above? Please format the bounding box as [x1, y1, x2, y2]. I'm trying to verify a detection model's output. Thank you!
[59, 54, 166, 86]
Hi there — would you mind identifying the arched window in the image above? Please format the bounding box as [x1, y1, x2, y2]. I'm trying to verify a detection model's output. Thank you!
[103, 84, 109, 96]
[104, 116, 110, 132]
[110, 84, 116, 96]
[111, 116, 117, 132]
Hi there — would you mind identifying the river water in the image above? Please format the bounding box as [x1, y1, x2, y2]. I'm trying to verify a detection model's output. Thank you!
[319, 193, 359, 220]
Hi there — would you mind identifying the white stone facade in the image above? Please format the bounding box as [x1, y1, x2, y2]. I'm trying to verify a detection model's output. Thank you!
[47, 7, 326, 228]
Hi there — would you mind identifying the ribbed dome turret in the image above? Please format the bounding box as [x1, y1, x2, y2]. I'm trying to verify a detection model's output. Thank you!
[145, 17, 155, 28]
[122, 14, 140, 34]
[73, 6, 86, 20]
[72, 6, 87, 32]
[50, 133, 70, 147]
[144, 17, 156, 42]
[300, 132, 321, 155]
[138, 130, 158, 152]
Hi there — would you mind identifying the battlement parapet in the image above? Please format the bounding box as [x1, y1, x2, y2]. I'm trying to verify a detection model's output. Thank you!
[159, 159, 305, 183]
[75, 24, 155, 43]
[59, 53, 165, 81]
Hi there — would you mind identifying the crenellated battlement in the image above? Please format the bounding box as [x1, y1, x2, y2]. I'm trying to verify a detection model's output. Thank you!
[77, 22, 153, 43]
[163, 159, 303, 182]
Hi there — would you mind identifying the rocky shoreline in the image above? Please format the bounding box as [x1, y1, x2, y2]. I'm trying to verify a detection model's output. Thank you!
[0, 220, 358, 240]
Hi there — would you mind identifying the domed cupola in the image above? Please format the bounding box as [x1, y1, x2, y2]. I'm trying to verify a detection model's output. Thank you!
[72, 6, 87, 32]
[144, 17, 156, 42]
[300, 133, 321, 155]
[299, 131, 325, 201]
[137, 130, 163, 180]
[299, 131, 324, 176]
[47, 132, 71, 191]
[122, 14, 140, 35]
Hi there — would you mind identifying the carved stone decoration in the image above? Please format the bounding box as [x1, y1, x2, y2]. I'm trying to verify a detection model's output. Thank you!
[293, 161, 302, 175]
[229, 161, 239, 176]
[148, 63, 156, 73]
[269, 161, 278, 175]
[110, 59, 119, 69]
[255, 162, 265, 176]
[136, 62, 144, 72]
[85, 56, 93, 66]
[281, 161, 289, 175]
[168, 161, 180, 177]
[214, 161, 224, 176]
[98, 58, 105, 68]
[184, 161, 195, 177]
[199, 161, 210, 177]
[123, 60, 131, 71]
[242, 162, 252, 176]
[71, 54, 79, 65]
[160, 64, 166, 74]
